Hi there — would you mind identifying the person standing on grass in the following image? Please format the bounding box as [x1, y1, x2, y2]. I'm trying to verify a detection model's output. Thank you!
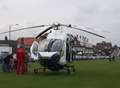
[112, 56, 115, 61]
[2, 54, 12, 72]
[16, 45, 26, 74]
[9, 54, 15, 71]
[12, 53, 17, 71]
[24, 50, 29, 73]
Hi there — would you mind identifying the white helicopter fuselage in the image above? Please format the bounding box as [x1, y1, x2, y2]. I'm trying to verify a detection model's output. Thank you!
[31, 29, 68, 65]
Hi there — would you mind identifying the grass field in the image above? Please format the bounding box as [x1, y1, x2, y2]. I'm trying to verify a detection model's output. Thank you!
[0, 60, 120, 88]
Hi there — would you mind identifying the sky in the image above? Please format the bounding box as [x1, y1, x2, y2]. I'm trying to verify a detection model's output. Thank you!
[0, 0, 119, 45]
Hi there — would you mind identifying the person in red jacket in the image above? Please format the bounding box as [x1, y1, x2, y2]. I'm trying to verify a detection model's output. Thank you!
[16, 45, 26, 74]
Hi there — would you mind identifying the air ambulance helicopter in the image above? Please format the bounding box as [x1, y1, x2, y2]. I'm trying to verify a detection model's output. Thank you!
[0, 23, 105, 74]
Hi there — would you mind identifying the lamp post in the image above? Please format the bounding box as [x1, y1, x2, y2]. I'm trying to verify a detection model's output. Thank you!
[9, 25, 11, 41]
[8, 24, 19, 54]
[9, 24, 19, 40]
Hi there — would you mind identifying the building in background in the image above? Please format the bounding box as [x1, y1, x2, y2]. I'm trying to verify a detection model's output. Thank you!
[0, 40, 17, 54]
[94, 41, 112, 56]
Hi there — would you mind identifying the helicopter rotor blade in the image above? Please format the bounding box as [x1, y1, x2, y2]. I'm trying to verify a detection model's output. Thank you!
[0, 25, 48, 35]
[0, 23, 105, 39]
[60, 24, 105, 38]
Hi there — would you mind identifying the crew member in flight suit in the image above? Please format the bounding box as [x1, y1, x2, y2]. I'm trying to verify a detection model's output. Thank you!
[16, 45, 26, 74]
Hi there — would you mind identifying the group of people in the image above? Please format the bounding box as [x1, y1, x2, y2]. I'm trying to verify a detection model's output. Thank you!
[2, 45, 28, 75]
[108, 56, 116, 62]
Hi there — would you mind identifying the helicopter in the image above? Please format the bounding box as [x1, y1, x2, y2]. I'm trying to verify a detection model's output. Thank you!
[0, 23, 105, 74]
[30, 23, 105, 74]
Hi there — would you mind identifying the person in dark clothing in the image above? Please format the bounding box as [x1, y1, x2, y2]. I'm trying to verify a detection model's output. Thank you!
[112, 56, 115, 61]
[108, 55, 116, 62]
[66, 42, 70, 62]
[2, 54, 12, 72]
[72, 48, 76, 61]
[108, 56, 112, 62]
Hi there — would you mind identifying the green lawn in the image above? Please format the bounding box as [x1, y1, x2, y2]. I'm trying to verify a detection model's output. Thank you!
[0, 60, 120, 88]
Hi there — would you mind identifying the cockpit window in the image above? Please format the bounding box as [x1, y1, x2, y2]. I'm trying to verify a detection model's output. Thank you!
[38, 39, 49, 52]
[50, 40, 63, 52]
[38, 39, 63, 52]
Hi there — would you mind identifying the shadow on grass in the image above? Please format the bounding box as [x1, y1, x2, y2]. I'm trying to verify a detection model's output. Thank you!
[25, 70, 76, 77]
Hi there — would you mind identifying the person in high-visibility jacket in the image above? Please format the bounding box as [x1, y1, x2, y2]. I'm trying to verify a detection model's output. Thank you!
[16, 46, 26, 74]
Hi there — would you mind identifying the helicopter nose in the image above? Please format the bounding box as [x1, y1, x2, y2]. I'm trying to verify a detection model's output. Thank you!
[51, 53, 60, 63]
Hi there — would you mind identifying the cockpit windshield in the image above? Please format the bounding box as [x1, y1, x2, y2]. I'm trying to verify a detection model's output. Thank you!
[38, 39, 64, 52]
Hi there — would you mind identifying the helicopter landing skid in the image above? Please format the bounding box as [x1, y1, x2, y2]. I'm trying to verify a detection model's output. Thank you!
[34, 67, 47, 74]
[63, 64, 75, 75]
[33, 65, 75, 75]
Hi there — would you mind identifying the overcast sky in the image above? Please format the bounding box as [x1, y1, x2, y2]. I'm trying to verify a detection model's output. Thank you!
[0, 0, 119, 45]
